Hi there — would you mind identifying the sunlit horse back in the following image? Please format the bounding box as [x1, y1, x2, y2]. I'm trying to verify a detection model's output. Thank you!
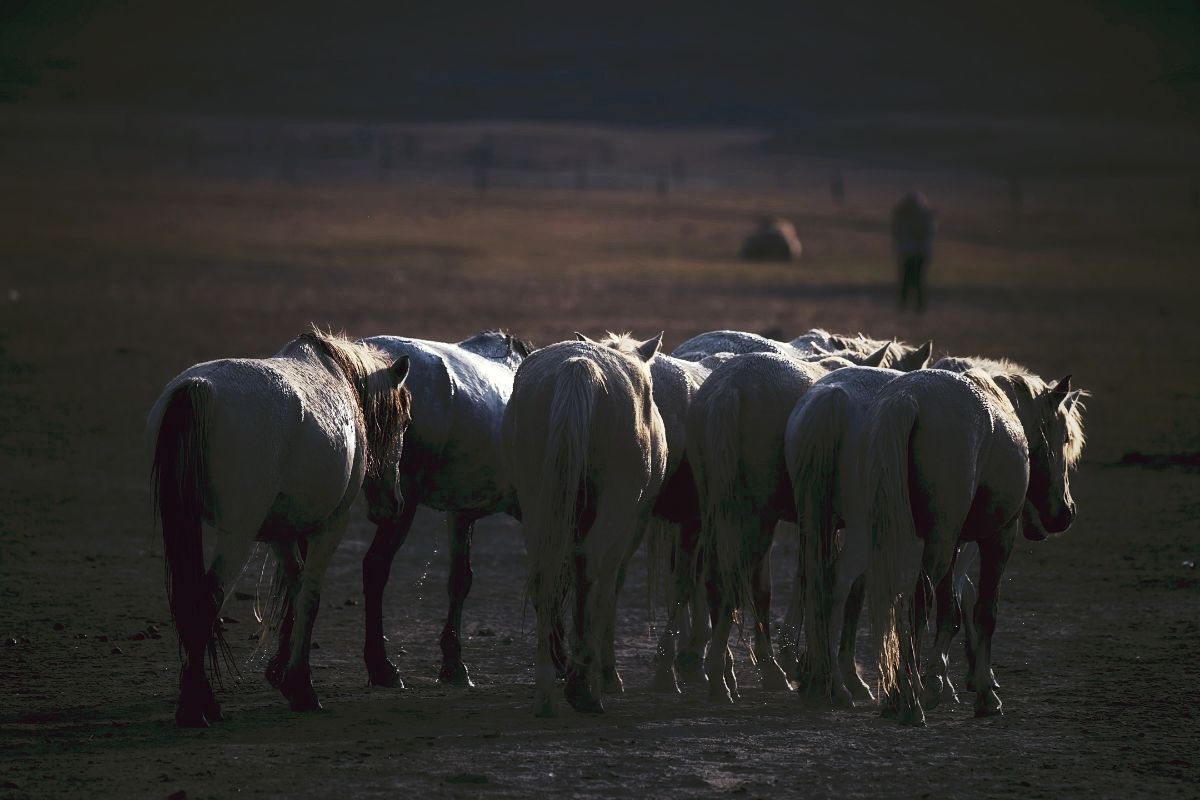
[147, 328, 411, 727]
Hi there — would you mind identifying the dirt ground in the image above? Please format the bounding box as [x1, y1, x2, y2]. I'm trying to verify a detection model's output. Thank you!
[1, 120, 1199, 799]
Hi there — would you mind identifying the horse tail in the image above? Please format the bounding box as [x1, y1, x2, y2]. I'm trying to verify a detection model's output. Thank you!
[862, 390, 921, 706]
[696, 384, 748, 614]
[150, 378, 221, 672]
[526, 357, 601, 636]
[787, 384, 848, 692]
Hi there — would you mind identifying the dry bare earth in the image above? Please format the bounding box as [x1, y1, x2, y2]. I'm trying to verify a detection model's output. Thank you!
[1, 122, 1198, 798]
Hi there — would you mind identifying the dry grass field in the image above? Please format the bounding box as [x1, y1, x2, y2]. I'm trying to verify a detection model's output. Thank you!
[1, 118, 1199, 798]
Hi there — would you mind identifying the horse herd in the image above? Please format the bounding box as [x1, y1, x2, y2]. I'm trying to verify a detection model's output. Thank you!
[147, 325, 1085, 728]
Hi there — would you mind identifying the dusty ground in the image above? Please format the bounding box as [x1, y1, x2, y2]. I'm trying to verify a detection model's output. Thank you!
[1, 120, 1199, 798]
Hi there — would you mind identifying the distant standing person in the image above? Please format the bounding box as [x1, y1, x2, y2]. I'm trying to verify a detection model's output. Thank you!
[891, 191, 935, 312]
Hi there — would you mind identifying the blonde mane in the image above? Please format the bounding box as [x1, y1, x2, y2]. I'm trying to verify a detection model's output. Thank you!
[596, 331, 649, 357]
[300, 327, 412, 479]
[944, 355, 1086, 466]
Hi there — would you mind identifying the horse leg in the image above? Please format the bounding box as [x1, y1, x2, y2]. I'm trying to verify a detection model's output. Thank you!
[703, 566, 737, 703]
[751, 550, 792, 691]
[265, 543, 302, 690]
[892, 530, 956, 725]
[676, 524, 710, 678]
[810, 524, 869, 707]
[532, 575, 559, 719]
[653, 526, 688, 693]
[279, 513, 348, 712]
[956, 545, 998, 693]
[972, 521, 1016, 717]
[921, 560, 963, 710]
[361, 498, 419, 687]
[838, 574, 874, 703]
[175, 528, 256, 727]
[599, 559, 628, 695]
[439, 511, 480, 687]
[777, 561, 802, 683]
[563, 551, 604, 714]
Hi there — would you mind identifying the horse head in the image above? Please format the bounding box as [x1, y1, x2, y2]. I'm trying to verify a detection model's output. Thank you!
[459, 329, 534, 371]
[577, 331, 663, 363]
[1024, 376, 1086, 537]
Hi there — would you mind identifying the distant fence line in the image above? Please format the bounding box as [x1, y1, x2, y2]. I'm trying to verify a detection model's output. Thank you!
[1, 110, 1196, 214]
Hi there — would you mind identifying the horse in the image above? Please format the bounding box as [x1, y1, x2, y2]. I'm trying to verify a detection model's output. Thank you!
[576, 332, 717, 696]
[687, 333, 933, 703]
[688, 352, 830, 701]
[503, 334, 667, 716]
[784, 364, 906, 707]
[357, 330, 532, 689]
[147, 328, 412, 727]
[863, 366, 1085, 724]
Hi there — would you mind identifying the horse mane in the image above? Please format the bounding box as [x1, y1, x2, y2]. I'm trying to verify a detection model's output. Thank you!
[299, 327, 412, 479]
[947, 355, 1087, 466]
[596, 331, 650, 357]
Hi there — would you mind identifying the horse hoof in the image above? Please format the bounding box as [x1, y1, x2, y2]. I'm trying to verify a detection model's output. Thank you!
[291, 697, 324, 713]
[533, 698, 558, 718]
[760, 663, 794, 693]
[602, 668, 624, 695]
[203, 697, 224, 724]
[974, 689, 1003, 718]
[898, 705, 927, 727]
[651, 667, 681, 694]
[175, 704, 210, 728]
[849, 681, 875, 704]
[367, 658, 405, 689]
[438, 662, 475, 689]
[564, 672, 604, 714]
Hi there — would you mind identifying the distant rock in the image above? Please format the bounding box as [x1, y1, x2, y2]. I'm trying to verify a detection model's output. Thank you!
[740, 217, 802, 262]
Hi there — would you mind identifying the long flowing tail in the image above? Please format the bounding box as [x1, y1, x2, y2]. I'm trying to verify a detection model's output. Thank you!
[787, 384, 849, 691]
[862, 390, 921, 704]
[526, 357, 601, 635]
[150, 379, 220, 672]
[695, 384, 748, 614]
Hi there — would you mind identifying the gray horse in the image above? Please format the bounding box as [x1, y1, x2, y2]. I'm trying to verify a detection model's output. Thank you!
[359, 330, 532, 688]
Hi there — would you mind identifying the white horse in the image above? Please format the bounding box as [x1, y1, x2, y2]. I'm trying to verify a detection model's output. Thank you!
[688, 352, 831, 701]
[147, 329, 411, 726]
[864, 366, 1085, 725]
[503, 334, 667, 716]
[356, 330, 532, 688]
[784, 364, 906, 707]
[578, 333, 719, 695]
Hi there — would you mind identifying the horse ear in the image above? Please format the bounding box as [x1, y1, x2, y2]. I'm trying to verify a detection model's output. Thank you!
[1049, 375, 1072, 407]
[574, 331, 597, 344]
[390, 355, 411, 387]
[635, 332, 664, 362]
[861, 341, 893, 368]
[910, 340, 934, 370]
